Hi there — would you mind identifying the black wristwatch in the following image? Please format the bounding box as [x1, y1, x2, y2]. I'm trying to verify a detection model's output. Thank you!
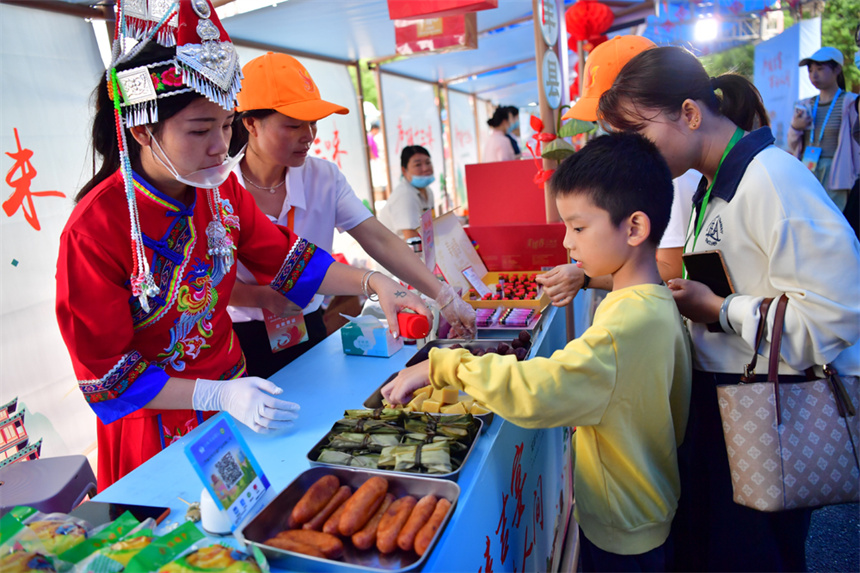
[582, 274, 591, 290]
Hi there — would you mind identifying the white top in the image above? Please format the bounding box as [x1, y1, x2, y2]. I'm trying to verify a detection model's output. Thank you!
[228, 157, 373, 322]
[482, 129, 517, 163]
[377, 178, 434, 235]
[685, 129, 859, 377]
[659, 170, 700, 249]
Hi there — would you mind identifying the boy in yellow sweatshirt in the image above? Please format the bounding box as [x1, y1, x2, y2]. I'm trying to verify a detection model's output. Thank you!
[382, 132, 692, 571]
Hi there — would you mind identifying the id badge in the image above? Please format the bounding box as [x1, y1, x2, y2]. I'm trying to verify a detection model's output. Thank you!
[262, 309, 309, 353]
[802, 146, 822, 172]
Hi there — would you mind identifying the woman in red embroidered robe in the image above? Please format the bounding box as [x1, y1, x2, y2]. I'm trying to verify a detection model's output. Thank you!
[56, 32, 429, 491]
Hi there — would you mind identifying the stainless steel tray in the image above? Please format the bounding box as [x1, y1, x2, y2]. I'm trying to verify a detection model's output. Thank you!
[307, 413, 482, 481]
[238, 466, 460, 573]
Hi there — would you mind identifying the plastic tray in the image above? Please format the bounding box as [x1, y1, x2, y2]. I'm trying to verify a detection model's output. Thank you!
[238, 466, 460, 573]
[307, 413, 482, 481]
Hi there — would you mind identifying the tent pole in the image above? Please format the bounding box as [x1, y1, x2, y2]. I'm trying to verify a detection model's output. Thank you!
[532, 0, 561, 224]
[442, 84, 456, 212]
[353, 61, 376, 214]
[373, 68, 394, 201]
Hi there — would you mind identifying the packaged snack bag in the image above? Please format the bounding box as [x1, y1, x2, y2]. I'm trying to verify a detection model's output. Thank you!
[157, 543, 262, 573]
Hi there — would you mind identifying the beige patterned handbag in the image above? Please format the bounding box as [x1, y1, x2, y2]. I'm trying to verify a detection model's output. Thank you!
[716, 294, 860, 511]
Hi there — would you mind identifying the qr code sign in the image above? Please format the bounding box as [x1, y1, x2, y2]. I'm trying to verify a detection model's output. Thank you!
[215, 451, 243, 488]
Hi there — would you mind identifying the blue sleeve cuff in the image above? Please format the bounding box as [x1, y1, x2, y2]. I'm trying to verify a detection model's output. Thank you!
[271, 238, 335, 309]
[87, 363, 170, 425]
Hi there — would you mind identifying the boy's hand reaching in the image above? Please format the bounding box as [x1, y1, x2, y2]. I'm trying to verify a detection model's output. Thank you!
[535, 264, 587, 307]
[667, 278, 723, 324]
[381, 361, 432, 405]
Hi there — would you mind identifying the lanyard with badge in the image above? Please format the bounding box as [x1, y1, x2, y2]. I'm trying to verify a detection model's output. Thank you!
[683, 127, 744, 279]
[262, 190, 310, 353]
[801, 88, 842, 172]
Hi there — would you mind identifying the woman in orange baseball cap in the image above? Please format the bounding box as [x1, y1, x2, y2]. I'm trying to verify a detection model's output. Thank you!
[228, 52, 475, 378]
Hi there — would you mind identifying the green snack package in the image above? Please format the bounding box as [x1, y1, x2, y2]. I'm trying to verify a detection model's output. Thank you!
[59, 512, 140, 564]
[125, 522, 204, 573]
[157, 543, 262, 572]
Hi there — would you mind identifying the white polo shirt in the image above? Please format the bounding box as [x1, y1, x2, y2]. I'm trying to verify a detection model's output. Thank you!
[660, 170, 700, 249]
[228, 157, 372, 322]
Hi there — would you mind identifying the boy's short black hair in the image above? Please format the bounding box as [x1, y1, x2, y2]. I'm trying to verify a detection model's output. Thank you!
[549, 132, 673, 247]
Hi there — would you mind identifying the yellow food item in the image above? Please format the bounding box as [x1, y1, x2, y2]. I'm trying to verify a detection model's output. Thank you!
[406, 394, 427, 410]
[440, 402, 468, 414]
[422, 400, 441, 413]
[470, 404, 490, 415]
[159, 544, 261, 572]
[103, 534, 153, 566]
[413, 386, 433, 399]
[439, 388, 460, 404]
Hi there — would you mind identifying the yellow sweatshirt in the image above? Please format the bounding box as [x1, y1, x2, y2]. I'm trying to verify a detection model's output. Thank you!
[429, 284, 691, 555]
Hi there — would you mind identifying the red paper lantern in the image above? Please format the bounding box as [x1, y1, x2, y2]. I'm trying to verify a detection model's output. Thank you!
[565, 1, 614, 43]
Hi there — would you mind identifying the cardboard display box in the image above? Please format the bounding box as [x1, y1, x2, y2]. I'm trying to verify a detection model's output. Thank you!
[462, 271, 550, 310]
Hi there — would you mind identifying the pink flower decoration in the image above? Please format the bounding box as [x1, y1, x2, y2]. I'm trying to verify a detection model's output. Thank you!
[151, 73, 163, 91]
[161, 67, 183, 87]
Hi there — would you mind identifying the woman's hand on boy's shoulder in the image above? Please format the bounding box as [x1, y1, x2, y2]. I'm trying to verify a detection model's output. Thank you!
[667, 278, 722, 324]
[381, 361, 432, 405]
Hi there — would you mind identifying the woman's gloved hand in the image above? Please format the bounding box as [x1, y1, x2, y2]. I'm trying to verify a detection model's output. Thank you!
[192, 377, 300, 433]
[435, 282, 476, 339]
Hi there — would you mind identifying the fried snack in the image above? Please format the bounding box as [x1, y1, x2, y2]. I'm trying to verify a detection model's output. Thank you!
[351, 493, 395, 551]
[322, 501, 349, 535]
[272, 530, 344, 560]
[263, 536, 325, 559]
[26, 520, 87, 555]
[303, 485, 352, 531]
[289, 474, 340, 528]
[396, 494, 437, 552]
[376, 495, 417, 554]
[414, 498, 452, 556]
[338, 476, 389, 536]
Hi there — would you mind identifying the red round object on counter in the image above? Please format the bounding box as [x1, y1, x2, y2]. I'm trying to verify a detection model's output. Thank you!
[397, 313, 430, 339]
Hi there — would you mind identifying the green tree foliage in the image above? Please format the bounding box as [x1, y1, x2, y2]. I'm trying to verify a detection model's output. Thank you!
[701, 43, 756, 80]
[698, 2, 858, 91]
[821, 0, 859, 91]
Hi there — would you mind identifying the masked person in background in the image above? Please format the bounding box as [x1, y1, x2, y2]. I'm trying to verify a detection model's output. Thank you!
[788, 47, 859, 214]
[228, 53, 475, 378]
[503, 106, 522, 158]
[56, 0, 430, 491]
[482, 105, 519, 162]
[377, 145, 437, 239]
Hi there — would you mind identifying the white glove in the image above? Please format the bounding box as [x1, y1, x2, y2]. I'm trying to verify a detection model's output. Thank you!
[192, 377, 300, 434]
[435, 283, 476, 339]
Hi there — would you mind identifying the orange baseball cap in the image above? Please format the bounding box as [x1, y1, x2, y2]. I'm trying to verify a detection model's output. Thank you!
[237, 52, 349, 121]
[562, 35, 656, 122]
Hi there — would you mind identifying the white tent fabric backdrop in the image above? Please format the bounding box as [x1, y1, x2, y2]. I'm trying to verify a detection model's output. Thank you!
[0, 4, 105, 462]
[447, 91, 478, 207]
[379, 73, 446, 213]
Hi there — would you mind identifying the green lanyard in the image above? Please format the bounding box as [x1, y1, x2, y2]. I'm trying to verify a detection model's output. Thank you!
[686, 127, 745, 258]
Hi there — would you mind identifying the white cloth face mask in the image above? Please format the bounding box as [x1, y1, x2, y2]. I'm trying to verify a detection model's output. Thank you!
[146, 127, 245, 189]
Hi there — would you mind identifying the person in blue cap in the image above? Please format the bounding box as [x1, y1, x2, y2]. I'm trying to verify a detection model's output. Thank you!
[789, 46, 859, 213]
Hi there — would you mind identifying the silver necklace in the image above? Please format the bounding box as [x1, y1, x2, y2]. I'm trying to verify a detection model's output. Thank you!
[244, 171, 285, 194]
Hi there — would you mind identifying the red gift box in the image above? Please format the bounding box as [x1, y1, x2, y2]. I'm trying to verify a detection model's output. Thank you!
[387, 0, 497, 20]
[465, 160, 549, 227]
[465, 223, 569, 272]
[394, 13, 477, 56]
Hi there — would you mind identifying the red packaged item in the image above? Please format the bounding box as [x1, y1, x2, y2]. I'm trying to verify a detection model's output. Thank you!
[397, 313, 430, 339]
